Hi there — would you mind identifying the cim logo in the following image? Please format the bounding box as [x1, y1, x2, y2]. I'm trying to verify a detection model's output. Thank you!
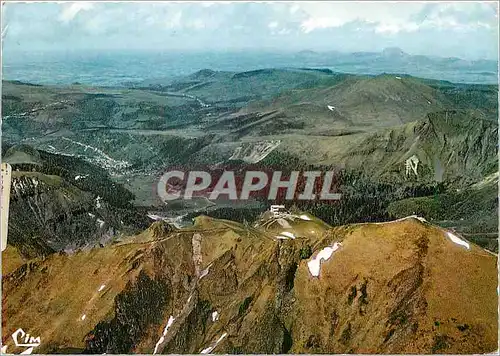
[1, 328, 41, 355]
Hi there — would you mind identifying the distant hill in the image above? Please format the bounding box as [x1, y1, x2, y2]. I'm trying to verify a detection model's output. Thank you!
[241, 74, 452, 130]
[137, 68, 348, 106]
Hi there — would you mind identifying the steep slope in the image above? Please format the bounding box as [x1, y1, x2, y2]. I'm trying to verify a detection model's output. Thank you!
[2, 145, 151, 259]
[2, 214, 496, 354]
[337, 109, 498, 184]
[262, 108, 497, 188]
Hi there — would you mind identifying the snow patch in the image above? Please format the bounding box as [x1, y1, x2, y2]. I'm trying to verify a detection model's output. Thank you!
[405, 155, 419, 177]
[299, 214, 311, 221]
[395, 76, 401, 79]
[153, 315, 175, 354]
[81, 314, 86, 321]
[98, 284, 106, 292]
[200, 332, 228, 354]
[307, 242, 342, 277]
[327, 105, 335, 111]
[446, 231, 470, 250]
[212, 311, 219, 322]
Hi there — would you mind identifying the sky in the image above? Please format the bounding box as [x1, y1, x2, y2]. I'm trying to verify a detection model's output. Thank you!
[2, 1, 499, 60]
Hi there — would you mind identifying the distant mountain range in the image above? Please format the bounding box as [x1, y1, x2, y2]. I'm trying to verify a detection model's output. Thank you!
[292, 47, 497, 82]
[296, 47, 496, 66]
[2, 48, 497, 87]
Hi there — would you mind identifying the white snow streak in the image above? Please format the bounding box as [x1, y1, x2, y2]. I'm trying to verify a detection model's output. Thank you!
[446, 232, 470, 250]
[153, 315, 175, 354]
[200, 332, 228, 354]
[212, 311, 219, 322]
[147, 214, 163, 221]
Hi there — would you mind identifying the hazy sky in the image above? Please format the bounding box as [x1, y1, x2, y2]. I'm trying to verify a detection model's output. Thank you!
[2, 1, 499, 60]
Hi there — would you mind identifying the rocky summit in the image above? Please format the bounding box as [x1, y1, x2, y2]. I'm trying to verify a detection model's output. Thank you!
[2, 212, 496, 354]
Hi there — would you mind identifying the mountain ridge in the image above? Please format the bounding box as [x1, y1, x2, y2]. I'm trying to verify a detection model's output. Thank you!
[1, 214, 497, 354]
